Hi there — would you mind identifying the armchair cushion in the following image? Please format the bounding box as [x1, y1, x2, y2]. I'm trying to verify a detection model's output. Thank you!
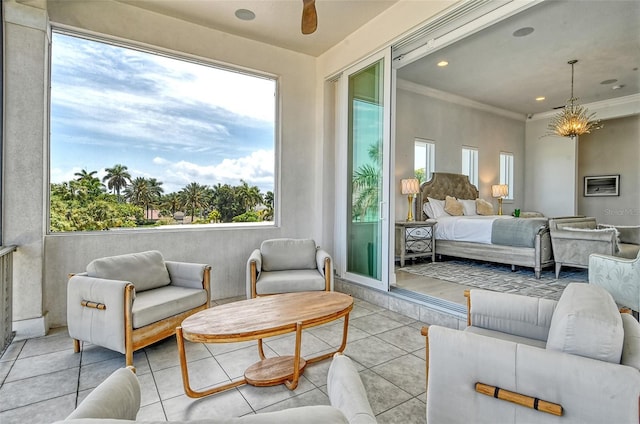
[260, 239, 317, 271]
[87, 250, 171, 292]
[256, 269, 326, 295]
[132, 286, 208, 329]
[546, 283, 623, 364]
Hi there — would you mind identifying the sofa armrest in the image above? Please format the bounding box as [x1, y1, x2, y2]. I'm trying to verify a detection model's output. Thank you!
[66, 367, 140, 420]
[67, 275, 131, 353]
[427, 325, 640, 424]
[468, 289, 556, 341]
[165, 261, 209, 289]
[316, 248, 333, 291]
[327, 353, 376, 424]
[246, 249, 262, 298]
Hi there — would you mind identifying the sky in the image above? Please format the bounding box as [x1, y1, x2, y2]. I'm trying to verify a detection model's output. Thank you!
[50, 32, 276, 195]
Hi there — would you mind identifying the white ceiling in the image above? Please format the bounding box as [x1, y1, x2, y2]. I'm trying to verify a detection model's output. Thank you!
[116, 0, 639, 116]
[116, 0, 398, 57]
[396, 0, 640, 116]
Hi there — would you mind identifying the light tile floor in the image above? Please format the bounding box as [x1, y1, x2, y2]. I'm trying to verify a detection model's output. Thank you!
[0, 296, 429, 423]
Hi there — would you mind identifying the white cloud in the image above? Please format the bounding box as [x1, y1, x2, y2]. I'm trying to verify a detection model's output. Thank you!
[153, 157, 170, 165]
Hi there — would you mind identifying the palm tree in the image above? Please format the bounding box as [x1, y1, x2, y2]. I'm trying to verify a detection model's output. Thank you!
[179, 182, 208, 222]
[236, 180, 263, 212]
[263, 191, 274, 221]
[74, 168, 98, 183]
[160, 192, 181, 217]
[124, 177, 151, 217]
[146, 178, 164, 219]
[103, 164, 131, 202]
[352, 143, 382, 221]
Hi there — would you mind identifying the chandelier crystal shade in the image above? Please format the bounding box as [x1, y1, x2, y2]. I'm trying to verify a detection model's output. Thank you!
[547, 60, 602, 139]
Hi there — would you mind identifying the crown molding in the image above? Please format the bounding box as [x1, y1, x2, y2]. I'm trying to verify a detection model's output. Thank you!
[529, 94, 640, 121]
[397, 78, 526, 121]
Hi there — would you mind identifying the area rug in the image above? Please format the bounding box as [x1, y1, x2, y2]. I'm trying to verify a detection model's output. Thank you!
[398, 258, 588, 301]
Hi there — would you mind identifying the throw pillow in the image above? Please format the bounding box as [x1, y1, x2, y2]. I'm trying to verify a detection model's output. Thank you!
[427, 197, 450, 219]
[444, 196, 463, 216]
[261, 238, 317, 271]
[459, 199, 477, 216]
[475, 198, 494, 216]
[546, 283, 624, 364]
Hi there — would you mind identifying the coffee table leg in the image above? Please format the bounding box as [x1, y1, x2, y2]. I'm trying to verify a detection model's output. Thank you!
[285, 321, 303, 390]
[176, 326, 246, 398]
[306, 312, 351, 364]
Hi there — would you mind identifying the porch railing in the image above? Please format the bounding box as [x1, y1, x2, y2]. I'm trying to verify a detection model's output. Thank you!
[0, 245, 17, 356]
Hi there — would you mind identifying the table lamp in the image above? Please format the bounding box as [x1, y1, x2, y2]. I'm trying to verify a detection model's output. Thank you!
[491, 184, 509, 215]
[401, 178, 420, 221]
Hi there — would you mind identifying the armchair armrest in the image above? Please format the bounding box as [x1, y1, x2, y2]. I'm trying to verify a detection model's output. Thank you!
[467, 289, 556, 341]
[316, 248, 333, 291]
[551, 228, 617, 242]
[615, 225, 640, 245]
[165, 261, 209, 289]
[589, 252, 640, 312]
[65, 367, 140, 420]
[246, 249, 262, 298]
[67, 275, 131, 354]
[426, 325, 640, 424]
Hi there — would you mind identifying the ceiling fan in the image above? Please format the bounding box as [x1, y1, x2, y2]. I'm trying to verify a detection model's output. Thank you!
[301, 0, 317, 34]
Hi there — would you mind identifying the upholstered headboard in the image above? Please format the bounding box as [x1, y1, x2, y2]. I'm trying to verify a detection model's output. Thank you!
[416, 173, 479, 220]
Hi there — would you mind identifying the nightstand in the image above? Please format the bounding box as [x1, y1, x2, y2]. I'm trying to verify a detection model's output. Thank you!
[395, 220, 436, 267]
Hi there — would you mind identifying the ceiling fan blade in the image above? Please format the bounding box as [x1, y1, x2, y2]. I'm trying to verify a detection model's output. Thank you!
[302, 0, 317, 35]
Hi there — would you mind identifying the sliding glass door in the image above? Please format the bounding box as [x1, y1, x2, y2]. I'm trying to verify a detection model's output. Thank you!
[338, 50, 391, 291]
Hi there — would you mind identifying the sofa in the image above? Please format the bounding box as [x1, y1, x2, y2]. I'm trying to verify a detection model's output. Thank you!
[67, 250, 211, 366]
[549, 216, 640, 277]
[423, 283, 640, 423]
[54, 353, 376, 424]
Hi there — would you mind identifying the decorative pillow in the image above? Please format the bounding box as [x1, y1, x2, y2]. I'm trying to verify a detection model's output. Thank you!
[444, 196, 463, 216]
[546, 283, 623, 364]
[261, 238, 317, 271]
[459, 199, 477, 216]
[427, 197, 450, 219]
[475, 198, 494, 216]
[423, 202, 435, 219]
[87, 250, 171, 292]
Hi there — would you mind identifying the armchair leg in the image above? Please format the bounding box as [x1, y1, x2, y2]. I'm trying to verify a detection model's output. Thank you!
[73, 339, 80, 353]
[555, 263, 561, 279]
[125, 347, 134, 367]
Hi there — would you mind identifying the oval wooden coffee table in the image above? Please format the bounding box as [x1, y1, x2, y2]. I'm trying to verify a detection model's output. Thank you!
[176, 291, 353, 398]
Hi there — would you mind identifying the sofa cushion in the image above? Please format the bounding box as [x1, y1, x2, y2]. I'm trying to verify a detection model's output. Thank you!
[260, 239, 317, 271]
[255, 269, 325, 295]
[87, 250, 171, 292]
[132, 286, 207, 328]
[620, 313, 640, 371]
[546, 283, 624, 364]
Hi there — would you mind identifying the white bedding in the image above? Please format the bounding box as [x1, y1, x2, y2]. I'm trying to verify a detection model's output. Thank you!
[434, 215, 514, 244]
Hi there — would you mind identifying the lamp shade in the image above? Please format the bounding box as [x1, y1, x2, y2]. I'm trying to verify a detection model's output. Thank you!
[401, 178, 420, 195]
[491, 184, 509, 198]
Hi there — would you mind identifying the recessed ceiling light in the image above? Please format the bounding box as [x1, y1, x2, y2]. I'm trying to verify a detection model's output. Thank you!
[235, 9, 255, 21]
[600, 79, 618, 85]
[437, 61, 449, 67]
[612, 84, 625, 90]
[512, 27, 534, 37]
[535, 96, 545, 101]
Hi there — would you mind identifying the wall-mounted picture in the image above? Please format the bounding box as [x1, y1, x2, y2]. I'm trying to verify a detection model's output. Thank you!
[584, 175, 620, 197]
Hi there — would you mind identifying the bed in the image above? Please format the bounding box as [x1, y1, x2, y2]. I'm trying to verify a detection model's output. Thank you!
[415, 172, 553, 278]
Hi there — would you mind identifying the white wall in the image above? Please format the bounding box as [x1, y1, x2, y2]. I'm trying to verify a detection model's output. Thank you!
[395, 83, 526, 218]
[524, 96, 640, 218]
[5, 0, 320, 331]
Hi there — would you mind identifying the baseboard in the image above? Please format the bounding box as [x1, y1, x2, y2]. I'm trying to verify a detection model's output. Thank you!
[12, 311, 49, 340]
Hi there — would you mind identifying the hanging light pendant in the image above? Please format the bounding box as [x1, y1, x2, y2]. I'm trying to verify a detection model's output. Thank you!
[547, 60, 602, 139]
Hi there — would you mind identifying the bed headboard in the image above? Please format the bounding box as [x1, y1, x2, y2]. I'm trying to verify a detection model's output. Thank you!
[416, 173, 479, 220]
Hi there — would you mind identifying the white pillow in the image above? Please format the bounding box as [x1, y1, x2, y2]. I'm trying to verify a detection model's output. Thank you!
[423, 202, 435, 219]
[459, 199, 477, 216]
[427, 197, 450, 219]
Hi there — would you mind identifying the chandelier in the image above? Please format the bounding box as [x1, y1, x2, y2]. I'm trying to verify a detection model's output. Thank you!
[547, 59, 602, 139]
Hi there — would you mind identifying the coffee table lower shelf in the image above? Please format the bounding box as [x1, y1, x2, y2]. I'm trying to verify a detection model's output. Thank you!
[245, 355, 307, 387]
